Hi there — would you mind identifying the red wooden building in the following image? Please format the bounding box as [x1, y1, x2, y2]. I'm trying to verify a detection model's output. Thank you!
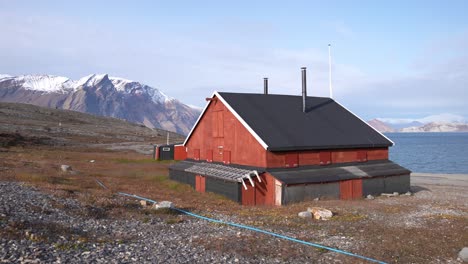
[169, 72, 410, 205]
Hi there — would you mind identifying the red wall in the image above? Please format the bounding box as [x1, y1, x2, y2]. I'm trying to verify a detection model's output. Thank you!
[174, 145, 187, 160]
[185, 97, 267, 167]
[266, 148, 388, 168]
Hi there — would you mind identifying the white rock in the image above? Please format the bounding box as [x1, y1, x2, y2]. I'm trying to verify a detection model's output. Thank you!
[459, 247, 468, 262]
[89, 160, 95, 163]
[308, 207, 333, 220]
[60, 165, 72, 172]
[366, 194, 375, 200]
[381, 192, 399, 197]
[153, 201, 173, 209]
[140, 200, 148, 207]
[298, 211, 312, 218]
[404, 191, 412, 196]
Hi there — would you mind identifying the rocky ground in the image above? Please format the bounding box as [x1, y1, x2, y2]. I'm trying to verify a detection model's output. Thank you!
[0, 182, 349, 264]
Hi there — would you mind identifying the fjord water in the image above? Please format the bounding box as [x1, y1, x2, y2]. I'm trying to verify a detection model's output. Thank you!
[386, 132, 468, 174]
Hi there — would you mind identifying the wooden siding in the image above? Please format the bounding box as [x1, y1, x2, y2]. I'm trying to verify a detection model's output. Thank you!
[266, 148, 389, 168]
[185, 96, 267, 167]
[339, 179, 363, 200]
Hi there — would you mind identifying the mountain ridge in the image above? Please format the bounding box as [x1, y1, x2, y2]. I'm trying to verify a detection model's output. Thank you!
[0, 74, 200, 135]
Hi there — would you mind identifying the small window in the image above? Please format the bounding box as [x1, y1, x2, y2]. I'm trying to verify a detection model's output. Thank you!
[162, 147, 170, 151]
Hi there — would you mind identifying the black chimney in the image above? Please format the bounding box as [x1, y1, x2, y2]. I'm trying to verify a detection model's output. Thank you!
[301, 67, 307, 112]
[264, 78, 268, 94]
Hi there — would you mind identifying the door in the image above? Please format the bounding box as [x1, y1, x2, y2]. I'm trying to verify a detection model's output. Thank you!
[206, 150, 213, 162]
[285, 153, 298, 168]
[195, 175, 206, 193]
[319, 151, 332, 165]
[193, 149, 200, 161]
[223, 151, 231, 164]
[340, 179, 363, 199]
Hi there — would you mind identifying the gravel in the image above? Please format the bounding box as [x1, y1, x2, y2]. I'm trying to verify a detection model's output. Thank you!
[0, 182, 341, 263]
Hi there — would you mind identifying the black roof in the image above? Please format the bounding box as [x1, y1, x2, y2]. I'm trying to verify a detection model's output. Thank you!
[218, 92, 392, 151]
[268, 160, 410, 185]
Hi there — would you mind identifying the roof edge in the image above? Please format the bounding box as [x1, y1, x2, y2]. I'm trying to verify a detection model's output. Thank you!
[333, 100, 395, 146]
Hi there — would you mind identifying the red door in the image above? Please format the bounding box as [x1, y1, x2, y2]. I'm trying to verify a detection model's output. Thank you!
[285, 153, 298, 168]
[241, 181, 255, 205]
[193, 149, 200, 161]
[340, 179, 362, 199]
[206, 150, 213, 162]
[319, 151, 331, 165]
[195, 175, 206, 193]
[223, 151, 231, 164]
[357, 150, 368, 162]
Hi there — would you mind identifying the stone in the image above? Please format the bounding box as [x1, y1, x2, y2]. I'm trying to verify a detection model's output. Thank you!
[381, 192, 399, 197]
[307, 207, 333, 220]
[140, 200, 148, 207]
[60, 165, 72, 172]
[459, 247, 468, 262]
[153, 201, 173, 209]
[313, 197, 320, 201]
[298, 211, 312, 218]
[404, 191, 412, 196]
[89, 160, 95, 163]
[366, 194, 375, 200]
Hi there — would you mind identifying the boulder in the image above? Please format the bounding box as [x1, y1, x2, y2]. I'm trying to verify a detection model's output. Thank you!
[153, 201, 173, 210]
[60, 165, 72, 172]
[308, 207, 333, 220]
[459, 247, 468, 262]
[298, 211, 312, 218]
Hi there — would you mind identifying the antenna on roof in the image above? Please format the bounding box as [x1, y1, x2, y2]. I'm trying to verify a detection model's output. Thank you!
[328, 44, 333, 99]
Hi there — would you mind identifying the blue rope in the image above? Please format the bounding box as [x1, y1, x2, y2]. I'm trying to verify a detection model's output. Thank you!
[117, 191, 387, 264]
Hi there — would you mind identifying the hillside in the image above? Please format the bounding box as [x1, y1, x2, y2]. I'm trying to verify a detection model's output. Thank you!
[0, 74, 200, 135]
[367, 119, 395, 132]
[400, 122, 468, 132]
[0, 102, 185, 153]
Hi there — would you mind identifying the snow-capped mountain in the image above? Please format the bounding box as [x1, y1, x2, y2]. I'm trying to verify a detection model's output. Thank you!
[0, 74, 200, 135]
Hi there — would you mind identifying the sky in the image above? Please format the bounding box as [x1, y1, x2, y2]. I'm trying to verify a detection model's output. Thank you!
[1, 0, 467, 122]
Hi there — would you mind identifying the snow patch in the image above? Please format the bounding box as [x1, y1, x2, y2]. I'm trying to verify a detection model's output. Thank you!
[14, 75, 76, 93]
[0, 74, 12, 80]
[1, 73, 173, 104]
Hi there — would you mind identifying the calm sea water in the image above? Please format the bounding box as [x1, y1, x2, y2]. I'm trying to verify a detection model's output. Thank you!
[386, 132, 468, 174]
